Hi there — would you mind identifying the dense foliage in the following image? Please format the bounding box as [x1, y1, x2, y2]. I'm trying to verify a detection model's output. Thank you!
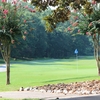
[30, 0, 100, 32]
[0, 2, 93, 58]
[10, 10, 93, 59]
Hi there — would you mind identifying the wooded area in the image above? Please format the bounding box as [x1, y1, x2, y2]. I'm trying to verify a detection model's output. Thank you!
[9, 10, 93, 59]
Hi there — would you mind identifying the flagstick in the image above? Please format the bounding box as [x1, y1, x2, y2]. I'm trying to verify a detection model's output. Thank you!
[76, 53, 78, 72]
[74, 49, 79, 72]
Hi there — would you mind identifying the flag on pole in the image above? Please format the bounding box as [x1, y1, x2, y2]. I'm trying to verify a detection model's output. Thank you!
[74, 49, 79, 72]
[74, 49, 78, 54]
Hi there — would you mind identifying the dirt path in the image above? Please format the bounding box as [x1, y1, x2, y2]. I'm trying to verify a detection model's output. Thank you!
[0, 91, 100, 100]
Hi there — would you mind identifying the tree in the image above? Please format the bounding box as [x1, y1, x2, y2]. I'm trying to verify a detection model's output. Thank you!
[55, 20, 93, 56]
[9, 8, 93, 59]
[30, 0, 100, 75]
[69, 3, 100, 75]
[0, 0, 35, 84]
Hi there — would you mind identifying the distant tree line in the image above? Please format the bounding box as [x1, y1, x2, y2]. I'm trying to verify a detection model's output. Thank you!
[0, 10, 94, 59]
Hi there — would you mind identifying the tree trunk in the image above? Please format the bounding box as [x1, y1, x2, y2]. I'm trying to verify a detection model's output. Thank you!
[0, 42, 11, 85]
[93, 33, 100, 76]
[96, 53, 100, 76]
[97, 65, 100, 76]
[6, 53, 10, 85]
[96, 57, 100, 76]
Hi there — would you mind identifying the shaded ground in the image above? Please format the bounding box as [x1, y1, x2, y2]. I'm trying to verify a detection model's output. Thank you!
[59, 95, 100, 100]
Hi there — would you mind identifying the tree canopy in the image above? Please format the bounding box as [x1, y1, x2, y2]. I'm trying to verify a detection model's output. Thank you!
[30, 0, 100, 32]
[10, 9, 93, 59]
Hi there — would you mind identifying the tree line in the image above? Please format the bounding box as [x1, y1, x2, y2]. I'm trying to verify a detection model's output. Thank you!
[9, 10, 93, 59]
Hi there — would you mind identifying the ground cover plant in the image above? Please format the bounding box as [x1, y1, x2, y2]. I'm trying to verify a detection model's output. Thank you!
[0, 56, 100, 91]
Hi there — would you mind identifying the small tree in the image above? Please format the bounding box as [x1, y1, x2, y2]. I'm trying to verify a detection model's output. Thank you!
[70, 3, 100, 75]
[0, 0, 35, 84]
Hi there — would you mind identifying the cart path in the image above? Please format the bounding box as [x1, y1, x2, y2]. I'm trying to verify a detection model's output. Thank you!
[0, 91, 100, 100]
[0, 64, 6, 72]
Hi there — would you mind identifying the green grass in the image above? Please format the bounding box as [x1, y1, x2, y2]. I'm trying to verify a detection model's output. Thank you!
[0, 56, 100, 91]
[0, 98, 39, 100]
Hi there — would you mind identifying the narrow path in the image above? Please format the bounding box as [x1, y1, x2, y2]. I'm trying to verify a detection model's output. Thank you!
[0, 91, 100, 100]
[0, 64, 6, 72]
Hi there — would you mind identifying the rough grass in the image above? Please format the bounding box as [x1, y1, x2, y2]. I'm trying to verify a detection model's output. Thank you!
[0, 56, 100, 91]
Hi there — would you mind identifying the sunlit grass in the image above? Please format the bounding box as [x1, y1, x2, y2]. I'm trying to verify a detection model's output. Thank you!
[0, 98, 39, 100]
[0, 56, 100, 91]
